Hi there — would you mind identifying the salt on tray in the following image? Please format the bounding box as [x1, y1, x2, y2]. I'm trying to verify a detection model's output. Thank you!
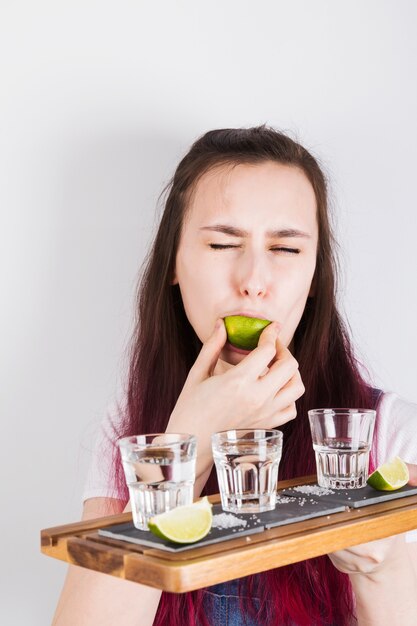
[291, 485, 335, 496]
[212, 513, 248, 529]
[275, 495, 297, 504]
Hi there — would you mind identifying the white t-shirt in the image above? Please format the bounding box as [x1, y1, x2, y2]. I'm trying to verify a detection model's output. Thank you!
[82, 391, 417, 540]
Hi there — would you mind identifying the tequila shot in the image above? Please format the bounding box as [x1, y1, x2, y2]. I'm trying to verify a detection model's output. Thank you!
[212, 429, 283, 513]
[308, 409, 376, 489]
[118, 433, 196, 530]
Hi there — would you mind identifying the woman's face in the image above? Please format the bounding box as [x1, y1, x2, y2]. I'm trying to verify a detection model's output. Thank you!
[174, 161, 319, 365]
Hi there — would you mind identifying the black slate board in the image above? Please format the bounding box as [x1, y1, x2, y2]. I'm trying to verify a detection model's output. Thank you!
[281, 483, 417, 509]
[99, 504, 265, 552]
[98, 495, 346, 553]
[98, 484, 417, 552]
[263, 496, 346, 529]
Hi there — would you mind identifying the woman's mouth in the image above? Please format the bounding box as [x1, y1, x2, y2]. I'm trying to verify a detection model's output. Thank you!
[225, 340, 252, 355]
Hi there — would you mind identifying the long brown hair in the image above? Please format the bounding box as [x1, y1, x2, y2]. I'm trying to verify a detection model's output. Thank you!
[113, 127, 374, 625]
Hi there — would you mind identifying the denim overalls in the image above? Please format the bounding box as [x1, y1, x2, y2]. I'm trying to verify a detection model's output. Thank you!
[201, 576, 261, 626]
[199, 389, 384, 625]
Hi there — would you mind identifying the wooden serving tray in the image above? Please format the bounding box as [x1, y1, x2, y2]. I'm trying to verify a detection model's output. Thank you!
[41, 475, 417, 593]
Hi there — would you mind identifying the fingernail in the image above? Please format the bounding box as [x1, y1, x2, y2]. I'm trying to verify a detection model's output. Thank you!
[215, 319, 223, 330]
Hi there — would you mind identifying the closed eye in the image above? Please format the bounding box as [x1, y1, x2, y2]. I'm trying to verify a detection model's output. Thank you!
[209, 243, 300, 254]
[270, 247, 300, 254]
[209, 244, 240, 250]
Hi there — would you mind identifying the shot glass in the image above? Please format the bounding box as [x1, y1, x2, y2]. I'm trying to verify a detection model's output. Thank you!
[308, 409, 376, 489]
[118, 433, 197, 530]
[211, 429, 283, 514]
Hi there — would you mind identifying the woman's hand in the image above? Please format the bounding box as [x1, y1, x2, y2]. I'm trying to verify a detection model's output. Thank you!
[166, 319, 304, 477]
[329, 463, 417, 576]
[329, 466, 417, 624]
[328, 534, 401, 576]
[406, 461, 417, 486]
[329, 532, 417, 625]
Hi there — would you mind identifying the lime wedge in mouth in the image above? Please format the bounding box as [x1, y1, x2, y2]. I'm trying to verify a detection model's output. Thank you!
[148, 497, 213, 544]
[224, 315, 272, 351]
[367, 456, 409, 491]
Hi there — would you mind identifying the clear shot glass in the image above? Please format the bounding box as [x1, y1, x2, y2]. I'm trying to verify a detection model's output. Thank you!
[118, 433, 197, 530]
[308, 409, 376, 489]
[211, 429, 283, 514]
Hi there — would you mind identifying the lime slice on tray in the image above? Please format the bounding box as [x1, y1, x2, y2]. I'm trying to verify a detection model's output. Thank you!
[367, 456, 409, 491]
[224, 315, 272, 351]
[148, 497, 213, 544]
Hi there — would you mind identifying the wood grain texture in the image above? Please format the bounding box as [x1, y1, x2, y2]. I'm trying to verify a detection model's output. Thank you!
[41, 476, 417, 592]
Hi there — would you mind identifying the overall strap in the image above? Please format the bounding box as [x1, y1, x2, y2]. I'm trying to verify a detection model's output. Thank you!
[371, 387, 384, 410]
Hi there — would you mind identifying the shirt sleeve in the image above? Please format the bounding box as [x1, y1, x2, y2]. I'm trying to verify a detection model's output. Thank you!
[82, 405, 126, 503]
[374, 392, 417, 467]
[374, 392, 417, 543]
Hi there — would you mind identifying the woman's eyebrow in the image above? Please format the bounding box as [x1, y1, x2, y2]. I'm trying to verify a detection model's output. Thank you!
[199, 224, 311, 238]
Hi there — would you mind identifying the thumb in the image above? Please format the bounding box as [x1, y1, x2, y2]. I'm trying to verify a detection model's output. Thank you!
[257, 321, 280, 348]
[189, 319, 227, 382]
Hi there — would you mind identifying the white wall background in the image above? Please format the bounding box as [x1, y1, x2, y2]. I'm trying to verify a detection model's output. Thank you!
[1, 1, 416, 624]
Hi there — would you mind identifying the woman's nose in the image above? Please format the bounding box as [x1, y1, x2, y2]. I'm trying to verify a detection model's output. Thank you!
[236, 252, 269, 298]
[240, 283, 267, 297]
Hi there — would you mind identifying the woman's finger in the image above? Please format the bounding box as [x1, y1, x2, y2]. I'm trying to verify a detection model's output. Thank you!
[188, 319, 227, 382]
[259, 340, 301, 397]
[271, 371, 305, 408]
[406, 462, 417, 486]
[233, 322, 280, 378]
[255, 402, 298, 429]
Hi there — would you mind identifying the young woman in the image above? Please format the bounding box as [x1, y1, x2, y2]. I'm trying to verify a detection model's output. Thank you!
[54, 127, 417, 626]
